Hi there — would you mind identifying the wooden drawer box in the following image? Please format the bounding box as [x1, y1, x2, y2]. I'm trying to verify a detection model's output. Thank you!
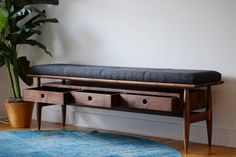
[71, 90, 120, 108]
[120, 94, 179, 112]
[23, 87, 73, 105]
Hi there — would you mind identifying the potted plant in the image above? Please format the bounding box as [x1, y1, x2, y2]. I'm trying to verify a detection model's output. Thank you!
[0, 0, 59, 128]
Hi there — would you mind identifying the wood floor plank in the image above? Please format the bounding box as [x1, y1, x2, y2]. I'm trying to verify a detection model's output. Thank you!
[0, 120, 236, 157]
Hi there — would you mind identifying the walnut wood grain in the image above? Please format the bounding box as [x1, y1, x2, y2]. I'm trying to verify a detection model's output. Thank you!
[36, 78, 41, 130]
[42, 81, 181, 97]
[120, 94, 178, 112]
[190, 112, 208, 123]
[62, 79, 66, 127]
[189, 90, 206, 111]
[71, 90, 120, 108]
[24, 87, 73, 105]
[42, 82, 206, 113]
[184, 88, 190, 154]
[206, 86, 213, 147]
[28, 74, 224, 89]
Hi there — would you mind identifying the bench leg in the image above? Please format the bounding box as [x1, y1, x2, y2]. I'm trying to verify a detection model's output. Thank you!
[183, 88, 190, 154]
[37, 103, 43, 130]
[61, 105, 66, 127]
[36, 78, 42, 130]
[61, 79, 67, 127]
[37, 103, 56, 130]
[206, 86, 213, 146]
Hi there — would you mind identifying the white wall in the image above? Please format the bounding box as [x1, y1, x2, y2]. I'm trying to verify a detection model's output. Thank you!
[3, 0, 236, 147]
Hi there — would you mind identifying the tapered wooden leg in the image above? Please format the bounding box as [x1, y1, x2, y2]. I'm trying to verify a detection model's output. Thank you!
[36, 78, 42, 130]
[183, 88, 190, 154]
[61, 79, 67, 127]
[37, 103, 43, 130]
[206, 86, 212, 146]
[61, 105, 66, 127]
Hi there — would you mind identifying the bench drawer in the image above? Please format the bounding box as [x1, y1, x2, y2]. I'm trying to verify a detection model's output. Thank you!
[23, 87, 73, 105]
[71, 90, 120, 108]
[120, 94, 179, 112]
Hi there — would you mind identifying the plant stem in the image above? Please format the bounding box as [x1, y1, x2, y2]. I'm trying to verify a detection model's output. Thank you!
[14, 69, 21, 98]
[12, 45, 21, 99]
[5, 58, 16, 98]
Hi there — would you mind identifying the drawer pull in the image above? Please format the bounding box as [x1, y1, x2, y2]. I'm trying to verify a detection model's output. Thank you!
[143, 98, 148, 104]
[88, 96, 93, 101]
[41, 94, 45, 98]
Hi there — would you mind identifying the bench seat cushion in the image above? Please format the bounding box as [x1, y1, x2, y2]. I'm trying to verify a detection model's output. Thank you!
[30, 64, 222, 84]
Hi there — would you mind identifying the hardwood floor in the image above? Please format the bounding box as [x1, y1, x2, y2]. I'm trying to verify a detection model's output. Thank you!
[0, 120, 236, 157]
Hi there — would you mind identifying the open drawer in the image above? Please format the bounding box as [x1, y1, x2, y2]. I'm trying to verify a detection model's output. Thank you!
[120, 93, 179, 112]
[23, 87, 74, 105]
[71, 90, 120, 108]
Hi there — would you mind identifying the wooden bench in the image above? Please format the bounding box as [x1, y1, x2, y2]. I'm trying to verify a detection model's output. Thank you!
[23, 64, 223, 153]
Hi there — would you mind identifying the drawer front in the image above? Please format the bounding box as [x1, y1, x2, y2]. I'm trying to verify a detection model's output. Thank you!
[71, 91, 119, 108]
[23, 87, 72, 105]
[120, 94, 178, 112]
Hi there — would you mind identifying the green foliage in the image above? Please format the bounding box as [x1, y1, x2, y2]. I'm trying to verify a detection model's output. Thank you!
[0, 6, 8, 38]
[0, 0, 59, 100]
[20, 39, 52, 56]
[0, 51, 5, 67]
[13, 0, 59, 7]
[17, 56, 33, 86]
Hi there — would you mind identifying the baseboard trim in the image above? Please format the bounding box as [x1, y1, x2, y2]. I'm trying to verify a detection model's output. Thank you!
[32, 106, 236, 148]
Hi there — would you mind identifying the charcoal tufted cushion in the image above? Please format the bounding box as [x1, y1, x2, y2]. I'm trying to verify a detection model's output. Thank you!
[30, 64, 222, 84]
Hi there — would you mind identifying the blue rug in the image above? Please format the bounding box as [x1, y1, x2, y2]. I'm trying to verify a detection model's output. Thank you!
[0, 130, 182, 157]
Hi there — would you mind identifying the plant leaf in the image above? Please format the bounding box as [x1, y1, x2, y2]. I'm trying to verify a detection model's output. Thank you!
[0, 51, 5, 67]
[24, 10, 46, 26]
[27, 18, 59, 28]
[17, 56, 33, 86]
[0, 42, 12, 64]
[6, 28, 41, 44]
[10, 6, 46, 22]
[20, 39, 52, 56]
[4, 0, 13, 11]
[0, 41, 10, 52]
[0, 6, 8, 36]
[13, 0, 59, 7]
[32, 18, 58, 26]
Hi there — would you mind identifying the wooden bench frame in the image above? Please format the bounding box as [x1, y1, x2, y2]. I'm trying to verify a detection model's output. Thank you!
[25, 74, 223, 153]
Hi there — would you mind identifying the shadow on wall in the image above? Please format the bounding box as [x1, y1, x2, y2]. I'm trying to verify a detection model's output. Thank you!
[0, 68, 11, 118]
[212, 76, 236, 129]
[30, 2, 102, 65]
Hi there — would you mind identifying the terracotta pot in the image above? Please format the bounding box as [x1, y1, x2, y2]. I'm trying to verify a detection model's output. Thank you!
[5, 101, 34, 128]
